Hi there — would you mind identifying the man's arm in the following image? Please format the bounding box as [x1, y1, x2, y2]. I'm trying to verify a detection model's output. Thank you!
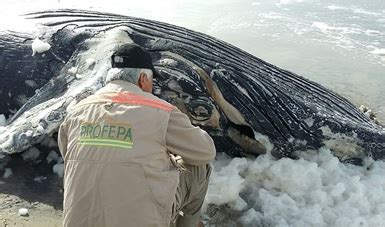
[166, 108, 216, 166]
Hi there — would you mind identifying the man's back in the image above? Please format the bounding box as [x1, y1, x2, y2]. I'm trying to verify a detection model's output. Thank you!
[59, 81, 180, 226]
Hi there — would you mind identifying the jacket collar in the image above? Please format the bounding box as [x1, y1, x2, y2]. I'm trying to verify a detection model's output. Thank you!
[97, 80, 143, 94]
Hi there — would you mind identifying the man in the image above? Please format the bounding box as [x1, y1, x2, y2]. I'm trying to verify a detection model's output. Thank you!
[58, 43, 216, 227]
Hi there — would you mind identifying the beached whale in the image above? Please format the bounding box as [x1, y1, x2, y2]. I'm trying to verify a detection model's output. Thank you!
[0, 9, 384, 165]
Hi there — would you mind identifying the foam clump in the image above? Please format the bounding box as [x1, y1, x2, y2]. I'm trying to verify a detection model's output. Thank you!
[204, 149, 385, 226]
[31, 38, 51, 56]
[205, 154, 248, 211]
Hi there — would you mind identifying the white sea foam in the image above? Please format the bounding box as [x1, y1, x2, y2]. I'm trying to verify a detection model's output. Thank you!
[371, 48, 385, 56]
[85, 58, 95, 64]
[279, 0, 304, 5]
[31, 38, 51, 56]
[204, 150, 385, 226]
[68, 67, 78, 74]
[159, 58, 178, 67]
[309, 21, 367, 53]
[259, 12, 283, 20]
[311, 22, 355, 35]
[254, 132, 274, 153]
[311, 22, 333, 33]
[353, 8, 381, 16]
[276, 0, 323, 6]
[326, 5, 346, 11]
[365, 30, 381, 36]
[205, 157, 248, 211]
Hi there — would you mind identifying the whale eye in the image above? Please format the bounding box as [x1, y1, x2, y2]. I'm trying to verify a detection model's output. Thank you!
[187, 99, 213, 122]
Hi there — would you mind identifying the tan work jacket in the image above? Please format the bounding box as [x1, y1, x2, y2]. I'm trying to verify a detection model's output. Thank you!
[58, 80, 216, 227]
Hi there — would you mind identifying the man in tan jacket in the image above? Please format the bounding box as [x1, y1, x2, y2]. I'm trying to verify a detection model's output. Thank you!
[58, 43, 216, 227]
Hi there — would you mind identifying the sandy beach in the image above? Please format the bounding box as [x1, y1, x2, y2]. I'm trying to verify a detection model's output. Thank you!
[0, 152, 63, 227]
[0, 193, 62, 227]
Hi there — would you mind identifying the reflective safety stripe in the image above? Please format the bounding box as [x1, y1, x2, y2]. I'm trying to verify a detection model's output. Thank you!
[78, 138, 133, 149]
[105, 92, 174, 112]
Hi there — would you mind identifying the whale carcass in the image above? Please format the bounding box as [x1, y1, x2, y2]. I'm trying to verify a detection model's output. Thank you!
[0, 9, 384, 165]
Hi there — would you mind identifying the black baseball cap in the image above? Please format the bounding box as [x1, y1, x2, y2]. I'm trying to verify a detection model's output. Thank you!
[111, 43, 160, 78]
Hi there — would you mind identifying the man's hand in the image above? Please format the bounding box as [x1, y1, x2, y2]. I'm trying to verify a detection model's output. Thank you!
[169, 153, 186, 172]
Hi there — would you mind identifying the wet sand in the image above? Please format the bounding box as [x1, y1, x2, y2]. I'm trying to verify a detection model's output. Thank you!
[0, 151, 63, 227]
[0, 193, 62, 227]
